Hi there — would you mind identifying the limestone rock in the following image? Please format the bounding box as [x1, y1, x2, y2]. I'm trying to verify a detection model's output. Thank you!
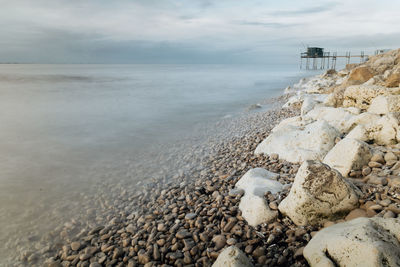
[343, 85, 389, 109]
[385, 72, 400, 88]
[255, 121, 340, 163]
[323, 138, 372, 177]
[278, 160, 360, 226]
[303, 217, 400, 267]
[368, 95, 400, 114]
[346, 125, 368, 142]
[212, 246, 254, 267]
[304, 106, 356, 133]
[366, 113, 400, 145]
[271, 116, 306, 133]
[236, 168, 283, 227]
[347, 66, 374, 85]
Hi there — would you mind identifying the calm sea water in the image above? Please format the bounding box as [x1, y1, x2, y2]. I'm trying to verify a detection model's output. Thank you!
[0, 64, 319, 264]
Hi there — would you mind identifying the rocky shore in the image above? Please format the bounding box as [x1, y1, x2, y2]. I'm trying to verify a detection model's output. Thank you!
[42, 48, 400, 267]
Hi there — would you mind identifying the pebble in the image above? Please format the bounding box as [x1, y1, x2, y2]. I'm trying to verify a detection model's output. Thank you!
[70, 242, 81, 251]
[384, 211, 396, 218]
[345, 209, 367, 221]
[176, 230, 191, 239]
[362, 166, 372, 176]
[368, 161, 383, 168]
[226, 238, 237, 245]
[212, 235, 226, 250]
[371, 153, 385, 164]
[385, 152, 398, 162]
[184, 213, 197, 220]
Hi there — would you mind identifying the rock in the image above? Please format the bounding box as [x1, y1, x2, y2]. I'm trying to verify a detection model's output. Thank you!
[345, 209, 367, 221]
[235, 168, 282, 195]
[371, 153, 385, 164]
[346, 124, 368, 141]
[368, 95, 400, 115]
[323, 138, 371, 177]
[385, 152, 398, 162]
[375, 113, 400, 145]
[212, 246, 254, 267]
[255, 120, 340, 163]
[385, 72, 400, 87]
[343, 85, 389, 109]
[235, 168, 283, 227]
[346, 66, 374, 85]
[70, 242, 81, 251]
[176, 230, 192, 239]
[278, 160, 360, 226]
[212, 235, 227, 250]
[303, 217, 400, 267]
[303, 106, 356, 133]
[300, 94, 328, 116]
[185, 213, 197, 220]
[361, 168, 372, 179]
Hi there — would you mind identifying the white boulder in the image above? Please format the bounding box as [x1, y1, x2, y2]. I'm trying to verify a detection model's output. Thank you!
[346, 125, 368, 142]
[304, 106, 356, 133]
[236, 168, 283, 227]
[349, 112, 381, 126]
[301, 95, 326, 116]
[278, 160, 360, 226]
[304, 217, 400, 267]
[343, 85, 389, 109]
[323, 138, 372, 177]
[255, 120, 340, 163]
[366, 113, 400, 145]
[271, 116, 307, 133]
[368, 95, 400, 114]
[212, 246, 254, 267]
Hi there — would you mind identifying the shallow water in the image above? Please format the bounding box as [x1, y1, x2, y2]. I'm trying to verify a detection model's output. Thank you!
[0, 64, 320, 264]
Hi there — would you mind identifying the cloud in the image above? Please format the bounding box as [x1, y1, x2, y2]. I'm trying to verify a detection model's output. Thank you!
[236, 21, 300, 28]
[0, 0, 399, 63]
[268, 2, 340, 16]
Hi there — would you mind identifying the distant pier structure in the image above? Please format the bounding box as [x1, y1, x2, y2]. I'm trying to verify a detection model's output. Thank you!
[300, 47, 368, 70]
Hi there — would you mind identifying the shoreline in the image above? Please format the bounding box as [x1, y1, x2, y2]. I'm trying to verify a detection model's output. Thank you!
[27, 48, 400, 266]
[46, 101, 306, 267]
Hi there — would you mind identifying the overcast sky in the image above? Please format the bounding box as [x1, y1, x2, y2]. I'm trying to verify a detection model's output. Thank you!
[1, 0, 400, 64]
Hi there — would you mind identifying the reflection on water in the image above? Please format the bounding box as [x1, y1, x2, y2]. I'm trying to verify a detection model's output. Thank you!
[0, 64, 316, 264]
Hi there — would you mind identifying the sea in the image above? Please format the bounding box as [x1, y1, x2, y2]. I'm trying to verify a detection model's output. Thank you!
[0, 63, 321, 264]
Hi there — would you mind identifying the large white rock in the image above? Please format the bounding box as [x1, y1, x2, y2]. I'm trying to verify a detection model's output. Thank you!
[304, 217, 400, 267]
[343, 85, 389, 109]
[346, 113, 400, 145]
[271, 116, 307, 133]
[349, 112, 381, 126]
[278, 160, 360, 226]
[346, 124, 368, 141]
[255, 120, 340, 163]
[304, 106, 356, 133]
[236, 168, 283, 227]
[366, 113, 400, 145]
[323, 138, 372, 177]
[368, 95, 400, 114]
[301, 94, 330, 115]
[212, 246, 254, 267]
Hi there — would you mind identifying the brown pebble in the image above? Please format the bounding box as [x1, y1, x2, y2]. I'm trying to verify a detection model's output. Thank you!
[70, 242, 81, 251]
[362, 166, 372, 176]
[368, 161, 383, 168]
[212, 235, 226, 250]
[294, 247, 304, 258]
[345, 209, 367, 221]
[371, 153, 385, 164]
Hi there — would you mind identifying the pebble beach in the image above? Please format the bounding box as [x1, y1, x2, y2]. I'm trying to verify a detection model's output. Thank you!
[16, 48, 400, 267]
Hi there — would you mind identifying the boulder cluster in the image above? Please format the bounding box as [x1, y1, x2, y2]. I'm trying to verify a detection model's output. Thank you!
[46, 49, 400, 267]
[234, 49, 400, 266]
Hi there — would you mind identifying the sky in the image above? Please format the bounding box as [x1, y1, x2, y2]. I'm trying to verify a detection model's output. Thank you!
[1, 0, 400, 64]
